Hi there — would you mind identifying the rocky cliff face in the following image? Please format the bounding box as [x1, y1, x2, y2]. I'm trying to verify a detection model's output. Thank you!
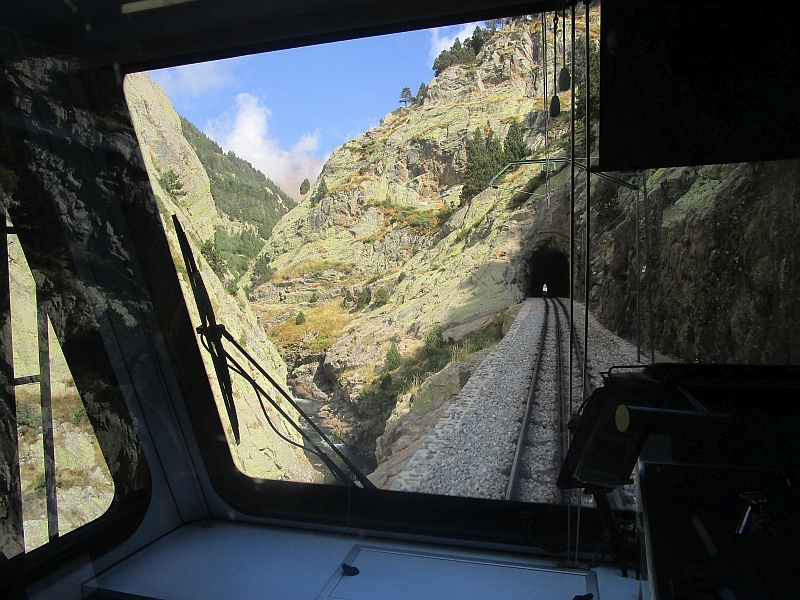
[124, 72, 319, 482]
[253, 13, 800, 474]
[592, 161, 800, 364]
[254, 18, 581, 458]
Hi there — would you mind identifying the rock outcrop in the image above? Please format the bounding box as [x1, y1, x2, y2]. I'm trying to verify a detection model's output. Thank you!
[368, 351, 487, 488]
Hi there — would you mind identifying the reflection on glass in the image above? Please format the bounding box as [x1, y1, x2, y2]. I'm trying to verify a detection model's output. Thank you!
[9, 231, 114, 552]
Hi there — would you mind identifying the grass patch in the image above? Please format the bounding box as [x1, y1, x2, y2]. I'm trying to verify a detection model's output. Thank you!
[267, 300, 355, 353]
[373, 200, 451, 235]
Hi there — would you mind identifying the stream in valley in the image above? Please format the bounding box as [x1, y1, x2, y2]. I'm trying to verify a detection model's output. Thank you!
[291, 394, 376, 484]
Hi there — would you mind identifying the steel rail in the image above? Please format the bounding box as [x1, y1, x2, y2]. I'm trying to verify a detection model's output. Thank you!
[505, 299, 550, 501]
[554, 298, 590, 403]
[552, 298, 568, 506]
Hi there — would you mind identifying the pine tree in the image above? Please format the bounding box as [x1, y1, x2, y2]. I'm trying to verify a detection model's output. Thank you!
[415, 83, 428, 104]
[400, 87, 414, 106]
[300, 178, 310, 195]
[373, 287, 390, 306]
[312, 177, 328, 204]
[485, 132, 506, 188]
[469, 26, 488, 54]
[503, 120, 529, 162]
[460, 128, 489, 204]
[159, 169, 187, 199]
[384, 342, 403, 371]
[356, 287, 371, 310]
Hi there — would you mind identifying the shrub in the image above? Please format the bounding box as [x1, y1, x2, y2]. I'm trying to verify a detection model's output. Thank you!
[252, 255, 276, 286]
[69, 404, 88, 427]
[159, 169, 187, 199]
[424, 324, 444, 352]
[380, 373, 393, 389]
[356, 287, 371, 310]
[396, 271, 406, 283]
[295, 311, 306, 325]
[201, 239, 226, 277]
[225, 279, 239, 295]
[309, 292, 319, 303]
[373, 287, 390, 306]
[384, 342, 403, 371]
[17, 401, 40, 431]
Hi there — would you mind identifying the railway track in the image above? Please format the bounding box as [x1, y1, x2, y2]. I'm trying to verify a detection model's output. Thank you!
[505, 297, 586, 504]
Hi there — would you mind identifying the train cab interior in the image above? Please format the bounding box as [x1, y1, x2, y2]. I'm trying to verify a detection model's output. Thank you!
[1, 0, 799, 598]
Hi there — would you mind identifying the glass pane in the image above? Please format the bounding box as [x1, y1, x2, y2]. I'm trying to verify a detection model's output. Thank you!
[129, 1, 798, 517]
[9, 229, 114, 552]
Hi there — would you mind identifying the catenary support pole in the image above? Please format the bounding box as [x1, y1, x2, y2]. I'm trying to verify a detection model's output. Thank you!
[582, 0, 590, 402]
[636, 172, 641, 363]
[643, 170, 655, 363]
[569, 2, 576, 417]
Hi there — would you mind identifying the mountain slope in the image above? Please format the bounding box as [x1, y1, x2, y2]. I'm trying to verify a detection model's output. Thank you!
[252, 13, 800, 475]
[251, 17, 572, 457]
[180, 117, 295, 240]
[124, 72, 318, 483]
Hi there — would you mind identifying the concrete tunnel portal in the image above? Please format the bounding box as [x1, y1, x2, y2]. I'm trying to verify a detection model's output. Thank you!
[527, 248, 570, 298]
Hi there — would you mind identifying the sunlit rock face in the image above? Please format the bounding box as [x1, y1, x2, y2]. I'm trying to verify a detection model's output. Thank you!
[259, 19, 563, 388]
[124, 73, 320, 483]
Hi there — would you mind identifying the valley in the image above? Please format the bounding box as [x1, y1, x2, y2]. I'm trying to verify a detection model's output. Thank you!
[121, 12, 800, 495]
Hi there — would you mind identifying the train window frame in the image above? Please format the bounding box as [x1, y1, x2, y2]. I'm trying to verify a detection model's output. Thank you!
[124, 22, 612, 555]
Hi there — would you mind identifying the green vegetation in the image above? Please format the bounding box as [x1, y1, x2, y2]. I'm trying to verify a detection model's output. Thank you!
[396, 271, 407, 283]
[356, 287, 371, 310]
[384, 342, 402, 371]
[373, 287, 390, 306]
[267, 301, 355, 354]
[503, 120, 529, 162]
[460, 121, 530, 205]
[17, 399, 41, 432]
[574, 37, 600, 151]
[432, 26, 490, 76]
[309, 292, 319, 304]
[399, 87, 414, 106]
[311, 177, 328, 205]
[300, 178, 310, 195]
[251, 255, 276, 287]
[158, 169, 187, 199]
[374, 199, 451, 235]
[295, 311, 306, 325]
[180, 117, 295, 240]
[415, 83, 428, 104]
[201, 239, 226, 277]
[210, 227, 265, 281]
[355, 312, 506, 439]
[424, 324, 445, 352]
[460, 128, 503, 204]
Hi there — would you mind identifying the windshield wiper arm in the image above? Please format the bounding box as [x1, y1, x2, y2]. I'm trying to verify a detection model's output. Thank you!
[171, 215, 375, 489]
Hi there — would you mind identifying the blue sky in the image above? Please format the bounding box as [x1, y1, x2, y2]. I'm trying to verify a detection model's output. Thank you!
[149, 22, 480, 198]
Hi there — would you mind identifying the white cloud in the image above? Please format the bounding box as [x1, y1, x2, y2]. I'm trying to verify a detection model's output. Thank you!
[428, 22, 480, 64]
[150, 62, 233, 98]
[205, 93, 326, 200]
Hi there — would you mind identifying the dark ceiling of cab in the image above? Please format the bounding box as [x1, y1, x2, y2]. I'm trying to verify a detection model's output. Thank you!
[1, 0, 555, 71]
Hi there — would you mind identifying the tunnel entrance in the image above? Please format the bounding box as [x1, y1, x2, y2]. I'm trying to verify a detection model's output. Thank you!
[527, 248, 570, 298]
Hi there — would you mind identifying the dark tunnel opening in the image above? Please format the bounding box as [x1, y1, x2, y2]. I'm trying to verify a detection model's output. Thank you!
[527, 248, 570, 298]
